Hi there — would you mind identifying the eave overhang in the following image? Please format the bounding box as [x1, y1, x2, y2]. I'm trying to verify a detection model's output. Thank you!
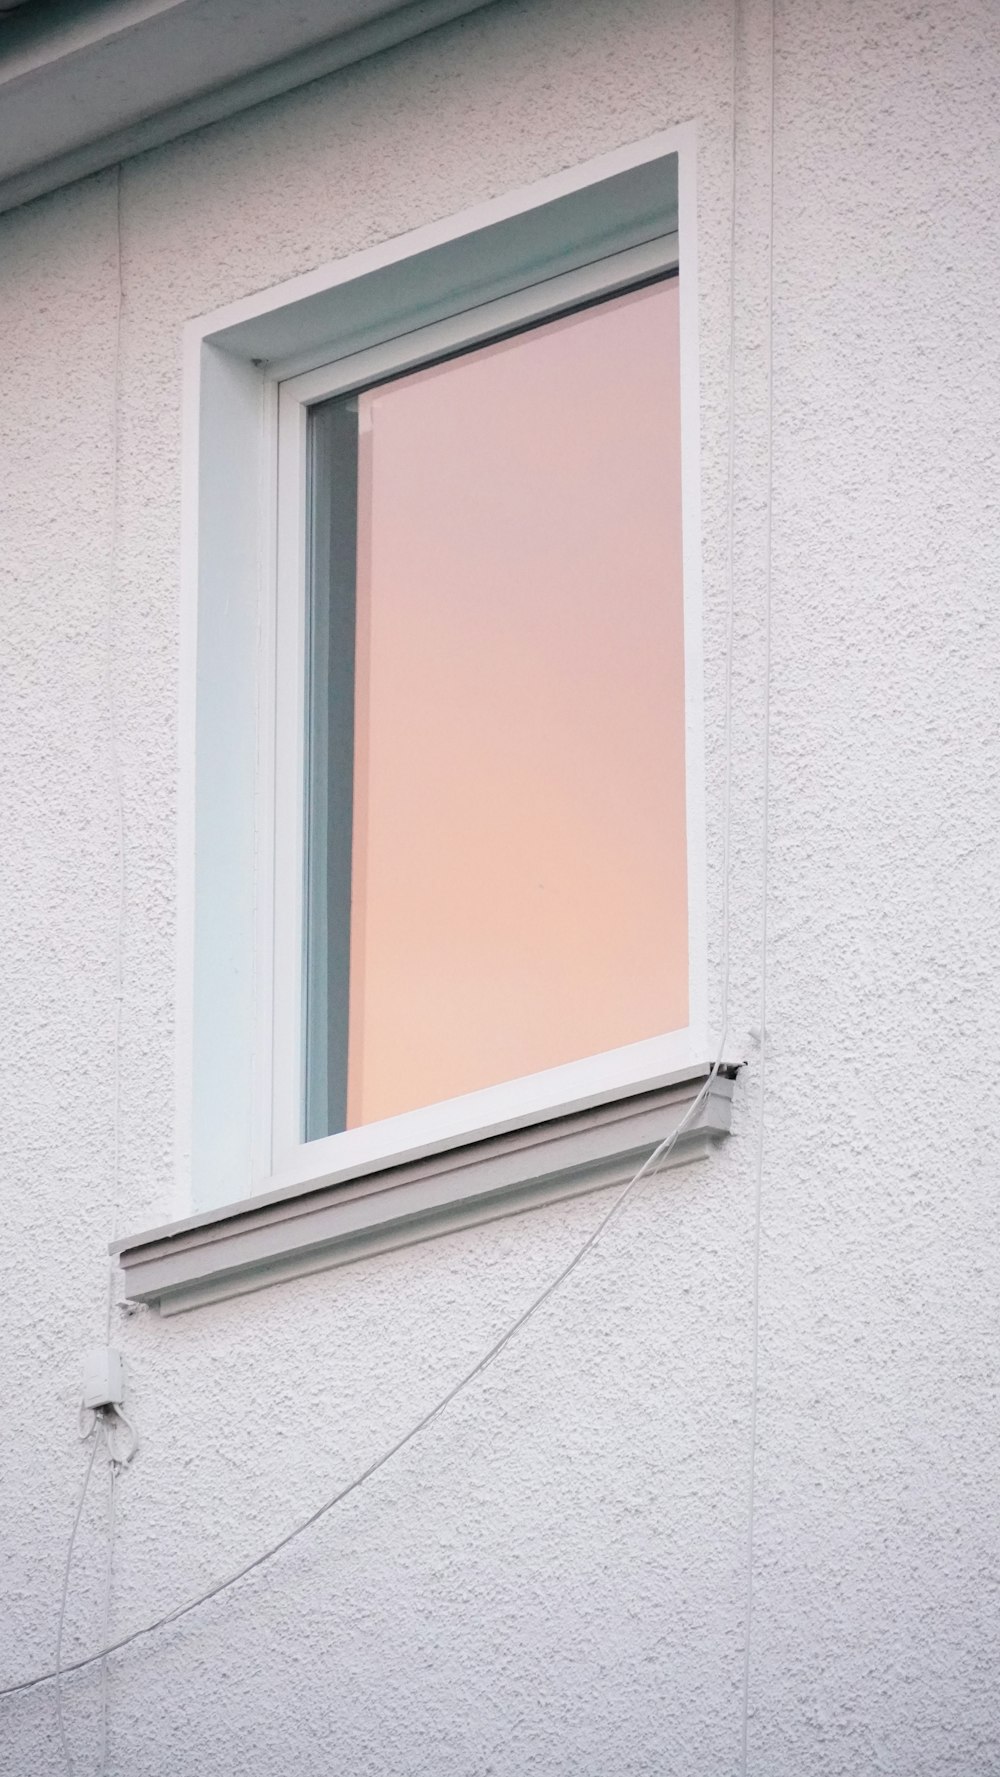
[0, 0, 496, 216]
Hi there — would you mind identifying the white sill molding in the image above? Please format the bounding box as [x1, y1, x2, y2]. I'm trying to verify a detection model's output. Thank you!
[115, 1064, 737, 1316]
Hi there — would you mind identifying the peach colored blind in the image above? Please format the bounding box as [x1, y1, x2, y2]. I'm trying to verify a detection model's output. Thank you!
[334, 279, 687, 1129]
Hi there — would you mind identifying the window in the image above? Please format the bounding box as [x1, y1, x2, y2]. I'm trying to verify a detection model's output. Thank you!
[177, 128, 709, 1226]
[301, 281, 688, 1145]
[113, 129, 728, 1309]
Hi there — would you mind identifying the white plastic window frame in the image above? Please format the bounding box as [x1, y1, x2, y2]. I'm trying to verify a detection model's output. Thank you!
[177, 125, 707, 1215]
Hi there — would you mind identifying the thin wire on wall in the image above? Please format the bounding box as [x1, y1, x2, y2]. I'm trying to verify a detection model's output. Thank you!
[53, 1407, 137, 1774]
[97, 1461, 117, 1777]
[740, 0, 776, 1767]
[54, 1426, 101, 1777]
[1, 1067, 732, 1701]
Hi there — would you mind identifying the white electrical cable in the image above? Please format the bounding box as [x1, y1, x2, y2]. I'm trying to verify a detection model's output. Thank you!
[0, 1065, 731, 1704]
[55, 1421, 102, 1777]
[54, 1407, 136, 1776]
[739, 0, 776, 1769]
[52, 161, 130, 1777]
[97, 1461, 117, 1777]
[54, 1407, 137, 1777]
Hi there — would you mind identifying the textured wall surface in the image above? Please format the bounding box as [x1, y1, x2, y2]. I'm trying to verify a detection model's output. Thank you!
[1, 0, 998, 1772]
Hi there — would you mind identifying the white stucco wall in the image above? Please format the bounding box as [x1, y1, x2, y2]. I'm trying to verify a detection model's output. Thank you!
[1, 0, 998, 1771]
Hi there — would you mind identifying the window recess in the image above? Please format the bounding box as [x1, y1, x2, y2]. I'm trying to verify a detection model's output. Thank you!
[118, 128, 720, 1305]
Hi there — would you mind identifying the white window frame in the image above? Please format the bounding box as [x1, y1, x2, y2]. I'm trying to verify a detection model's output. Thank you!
[177, 124, 708, 1215]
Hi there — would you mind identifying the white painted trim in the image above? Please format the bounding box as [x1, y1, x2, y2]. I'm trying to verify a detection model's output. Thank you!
[180, 344, 273, 1207]
[275, 1036, 712, 1193]
[269, 235, 702, 1190]
[120, 1068, 736, 1315]
[185, 126, 688, 353]
[176, 125, 704, 1214]
[251, 376, 282, 1187]
[271, 387, 310, 1177]
[676, 126, 709, 1050]
[273, 233, 678, 393]
[173, 322, 201, 1217]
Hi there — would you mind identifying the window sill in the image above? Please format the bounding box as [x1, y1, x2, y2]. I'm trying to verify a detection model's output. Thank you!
[114, 1064, 738, 1316]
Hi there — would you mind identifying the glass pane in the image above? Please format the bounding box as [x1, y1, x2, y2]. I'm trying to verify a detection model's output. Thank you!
[305, 278, 687, 1138]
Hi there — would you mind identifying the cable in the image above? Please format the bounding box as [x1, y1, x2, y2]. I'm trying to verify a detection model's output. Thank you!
[50, 165, 130, 1753]
[51, 162, 130, 1777]
[740, 0, 776, 1769]
[97, 1461, 117, 1777]
[1, 1065, 729, 1703]
[55, 1424, 102, 1777]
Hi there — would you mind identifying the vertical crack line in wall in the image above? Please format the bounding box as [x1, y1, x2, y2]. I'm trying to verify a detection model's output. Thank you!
[105, 161, 126, 1333]
[98, 159, 127, 1777]
[722, 0, 740, 1049]
[740, 0, 776, 1771]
